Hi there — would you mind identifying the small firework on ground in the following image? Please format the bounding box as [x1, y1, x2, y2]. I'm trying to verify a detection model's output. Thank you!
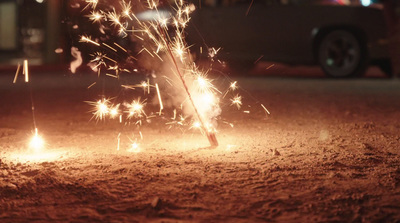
[72, 0, 268, 148]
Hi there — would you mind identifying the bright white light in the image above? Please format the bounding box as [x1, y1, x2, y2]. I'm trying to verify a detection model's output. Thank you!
[36, 0, 44, 3]
[127, 142, 141, 153]
[361, 0, 371, 6]
[29, 133, 44, 152]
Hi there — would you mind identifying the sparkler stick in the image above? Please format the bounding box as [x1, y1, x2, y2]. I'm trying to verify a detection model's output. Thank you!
[159, 26, 218, 147]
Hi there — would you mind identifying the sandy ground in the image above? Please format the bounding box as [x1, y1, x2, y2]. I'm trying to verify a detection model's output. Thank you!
[1, 70, 400, 222]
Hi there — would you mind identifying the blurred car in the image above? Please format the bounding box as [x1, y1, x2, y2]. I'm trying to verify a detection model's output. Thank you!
[185, 0, 392, 77]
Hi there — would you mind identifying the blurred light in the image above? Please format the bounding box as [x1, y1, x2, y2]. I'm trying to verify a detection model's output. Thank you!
[361, 0, 371, 6]
[29, 133, 44, 152]
[128, 142, 141, 153]
[36, 0, 44, 3]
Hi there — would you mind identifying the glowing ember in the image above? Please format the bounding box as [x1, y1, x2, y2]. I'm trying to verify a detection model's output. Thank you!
[109, 104, 120, 119]
[127, 142, 141, 153]
[231, 95, 242, 109]
[29, 128, 44, 152]
[88, 98, 110, 121]
[126, 99, 146, 119]
[88, 11, 103, 23]
[229, 81, 238, 91]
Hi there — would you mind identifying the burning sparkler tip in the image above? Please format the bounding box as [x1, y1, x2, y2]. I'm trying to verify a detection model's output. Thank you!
[206, 132, 218, 147]
[29, 129, 45, 152]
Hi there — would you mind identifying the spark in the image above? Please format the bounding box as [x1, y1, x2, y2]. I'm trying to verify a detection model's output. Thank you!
[121, 84, 135, 90]
[87, 82, 97, 89]
[117, 132, 121, 151]
[190, 121, 202, 130]
[102, 43, 117, 52]
[266, 64, 275, 70]
[128, 142, 141, 153]
[121, 0, 132, 19]
[13, 63, 21, 83]
[261, 104, 270, 115]
[109, 104, 120, 118]
[172, 37, 187, 61]
[23, 60, 29, 82]
[208, 47, 221, 59]
[90, 52, 107, 69]
[88, 10, 103, 23]
[29, 128, 44, 152]
[88, 98, 110, 121]
[196, 76, 212, 92]
[155, 83, 163, 115]
[230, 81, 238, 91]
[192, 70, 220, 94]
[254, 55, 264, 64]
[125, 98, 146, 119]
[231, 95, 242, 109]
[80, 35, 100, 46]
[106, 73, 118, 78]
[172, 109, 177, 120]
[107, 9, 124, 29]
[113, 42, 128, 52]
[85, 0, 98, 9]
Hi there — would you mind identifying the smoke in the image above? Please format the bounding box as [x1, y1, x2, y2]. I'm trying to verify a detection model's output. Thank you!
[70, 47, 82, 73]
[149, 53, 221, 127]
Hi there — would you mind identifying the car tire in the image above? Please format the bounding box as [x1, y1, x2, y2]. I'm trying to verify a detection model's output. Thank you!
[317, 30, 367, 78]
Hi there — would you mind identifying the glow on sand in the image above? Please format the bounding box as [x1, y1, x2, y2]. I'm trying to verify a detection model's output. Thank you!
[29, 128, 45, 152]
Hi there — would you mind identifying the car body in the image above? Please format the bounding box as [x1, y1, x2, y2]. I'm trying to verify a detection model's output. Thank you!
[185, 0, 392, 77]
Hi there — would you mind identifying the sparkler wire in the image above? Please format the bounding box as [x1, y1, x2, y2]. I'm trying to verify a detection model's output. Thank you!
[158, 25, 218, 146]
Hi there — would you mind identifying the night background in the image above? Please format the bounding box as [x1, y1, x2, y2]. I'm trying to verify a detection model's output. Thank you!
[1, 0, 400, 222]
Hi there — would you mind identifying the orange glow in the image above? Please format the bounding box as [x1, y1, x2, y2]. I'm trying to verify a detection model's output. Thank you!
[29, 129, 44, 152]
[127, 142, 141, 153]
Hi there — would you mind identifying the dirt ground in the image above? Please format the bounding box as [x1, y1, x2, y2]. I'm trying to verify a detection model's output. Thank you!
[0, 70, 400, 222]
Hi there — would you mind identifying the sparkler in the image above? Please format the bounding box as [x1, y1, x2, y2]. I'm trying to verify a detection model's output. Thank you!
[77, 0, 269, 149]
[14, 60, 45, 152]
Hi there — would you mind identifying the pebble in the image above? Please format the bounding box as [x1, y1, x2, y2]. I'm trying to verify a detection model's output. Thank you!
[151, 197, 161, 209]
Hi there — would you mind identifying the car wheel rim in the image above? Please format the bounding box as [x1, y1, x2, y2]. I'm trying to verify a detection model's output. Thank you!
[319, 31, 361, 77]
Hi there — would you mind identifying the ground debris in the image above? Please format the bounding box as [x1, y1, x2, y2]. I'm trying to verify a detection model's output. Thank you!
[151, 197, 161, 209]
